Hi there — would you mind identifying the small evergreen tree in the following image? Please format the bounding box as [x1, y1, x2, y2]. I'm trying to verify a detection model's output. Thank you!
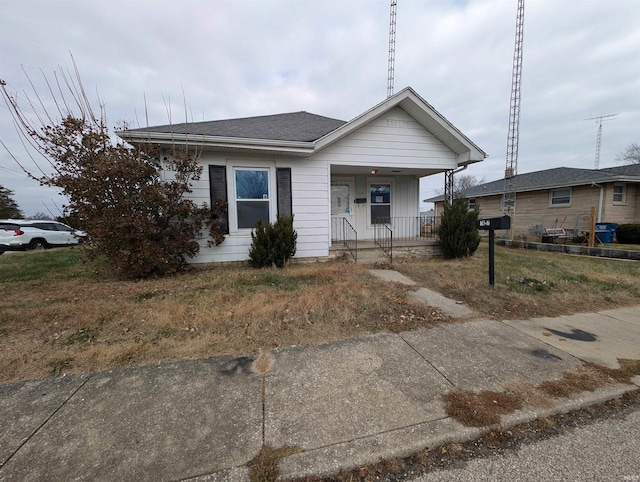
[0, 185, 23, 219]
[248, 216, 297, 268]
[438, 197, 481, 259]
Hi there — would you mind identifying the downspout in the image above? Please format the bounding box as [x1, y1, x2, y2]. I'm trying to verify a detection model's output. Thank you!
[454, 165, 468, 176]
[591, 182, 604, 222]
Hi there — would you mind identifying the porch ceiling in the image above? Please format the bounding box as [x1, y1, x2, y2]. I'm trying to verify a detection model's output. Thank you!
[330, 164, 446, 178]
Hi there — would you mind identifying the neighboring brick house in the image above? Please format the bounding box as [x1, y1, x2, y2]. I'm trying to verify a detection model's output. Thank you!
[426, 164, 640, 239]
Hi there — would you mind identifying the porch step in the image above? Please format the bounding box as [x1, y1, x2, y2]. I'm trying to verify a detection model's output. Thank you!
[329, 246, 390, 264]
[329, 240, 441, 264]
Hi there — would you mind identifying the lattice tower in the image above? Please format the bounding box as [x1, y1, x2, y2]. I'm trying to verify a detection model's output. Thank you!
[504, 0, 525, 218]
[387, 0, 397, 98]
[584, 114, 617, 169]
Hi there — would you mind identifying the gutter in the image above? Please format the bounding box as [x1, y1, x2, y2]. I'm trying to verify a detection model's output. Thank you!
[116, 130, 316, 154]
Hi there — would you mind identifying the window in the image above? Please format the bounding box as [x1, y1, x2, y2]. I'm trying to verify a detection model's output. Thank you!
[613, 183, 626, 204]
[209, 165, 292, 235]
[53, 223, 72, 232]
[370, 184, 391, 224]
[235, 168, 270, 229]
[32, 222, 57, 231]
[468, 198, 476, 210]
[550, 188, 571, 206]
[209, 165, 229, 234]
[331, 184, 351, 215]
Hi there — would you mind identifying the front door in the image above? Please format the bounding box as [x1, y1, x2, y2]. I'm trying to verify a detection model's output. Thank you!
[331, 180, 355, 242]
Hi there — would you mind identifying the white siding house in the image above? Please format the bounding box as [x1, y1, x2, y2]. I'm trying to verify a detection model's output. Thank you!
[118, 87, 486, 264]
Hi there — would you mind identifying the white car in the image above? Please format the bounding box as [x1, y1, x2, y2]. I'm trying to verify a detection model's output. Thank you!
[0, 219, 87, 252]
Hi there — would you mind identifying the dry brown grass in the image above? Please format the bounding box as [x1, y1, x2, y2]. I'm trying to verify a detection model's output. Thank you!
[248, 445, 301, 482]
[2, 245, 638, 384]
[0, 253, 450, 383]
[442, 390, 523, 427]
[444, 360, 640, 428]
[394, 242, 640, 320]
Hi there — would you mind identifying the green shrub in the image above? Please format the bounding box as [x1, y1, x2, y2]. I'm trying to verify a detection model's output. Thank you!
[248, 216, 297, 268]
[438, 197, 481, 259]
[615, 224, 640, 244]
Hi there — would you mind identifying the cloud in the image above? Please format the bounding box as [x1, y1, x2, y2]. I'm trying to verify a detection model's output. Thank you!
[1, 0, 638, 215]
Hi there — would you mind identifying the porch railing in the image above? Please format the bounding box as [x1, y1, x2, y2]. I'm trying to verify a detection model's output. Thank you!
[373, 220, 393, 263]
[331, 217, 358, 261]
[376, 216, 440, 241]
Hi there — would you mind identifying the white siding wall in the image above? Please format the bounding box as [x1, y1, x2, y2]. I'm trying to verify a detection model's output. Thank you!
[316, 107, 457, 169]
[185, 152, 330, 264]
[173, 106, 461, 263]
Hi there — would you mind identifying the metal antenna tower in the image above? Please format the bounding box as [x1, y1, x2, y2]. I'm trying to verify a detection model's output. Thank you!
[387, 0, 397, 98]
[584, 114, 617, 169]
[503, 0, 525, 220]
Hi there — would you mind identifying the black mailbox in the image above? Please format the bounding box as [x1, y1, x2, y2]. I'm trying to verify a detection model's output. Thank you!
[477, 215, 511, 230]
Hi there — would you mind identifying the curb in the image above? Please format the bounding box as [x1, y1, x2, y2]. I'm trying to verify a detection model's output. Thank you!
[276, 384, 639, 481]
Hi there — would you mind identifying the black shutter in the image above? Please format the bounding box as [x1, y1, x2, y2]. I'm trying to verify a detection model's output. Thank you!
[209, 165, 229, 234]
[276, 168, 292, 219]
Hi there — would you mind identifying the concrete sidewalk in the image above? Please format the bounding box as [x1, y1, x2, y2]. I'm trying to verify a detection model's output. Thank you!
[1, 281, 639, 481]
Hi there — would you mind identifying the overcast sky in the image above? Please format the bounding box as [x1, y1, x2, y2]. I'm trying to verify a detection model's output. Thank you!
[1, 0, 639, 217]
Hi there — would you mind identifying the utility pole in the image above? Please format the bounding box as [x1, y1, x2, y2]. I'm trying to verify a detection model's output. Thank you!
[387, 0, 397, 98]
[503, 0, 525, 240]
[584, 114, 617, 169]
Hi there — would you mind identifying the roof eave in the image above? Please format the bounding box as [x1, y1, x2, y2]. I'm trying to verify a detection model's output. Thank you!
[426, 174, 640, 203]
[116, 130, 316, 155]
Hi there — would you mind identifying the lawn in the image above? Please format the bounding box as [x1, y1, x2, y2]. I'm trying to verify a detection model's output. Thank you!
[1, 244, 638, 383]
[393, 241, 640, 320]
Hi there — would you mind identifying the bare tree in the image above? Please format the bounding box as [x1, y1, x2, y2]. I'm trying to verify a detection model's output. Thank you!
[29, 212, 54, 220]
[0, 60, 221, 278]
[437, 174, 484, 197]
[616, 143, 640, 165]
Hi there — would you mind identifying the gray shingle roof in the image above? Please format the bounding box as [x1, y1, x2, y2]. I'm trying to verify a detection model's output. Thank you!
[425, 164, 640, 202]
[124, 111, 346, 142]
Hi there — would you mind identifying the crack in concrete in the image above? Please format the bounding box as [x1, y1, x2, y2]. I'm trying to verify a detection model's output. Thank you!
[0, 374, 94, 470]
[399, 333, 456, 387]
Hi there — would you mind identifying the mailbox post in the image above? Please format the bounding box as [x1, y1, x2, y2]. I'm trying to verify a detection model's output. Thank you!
[476, 215, 511, 286]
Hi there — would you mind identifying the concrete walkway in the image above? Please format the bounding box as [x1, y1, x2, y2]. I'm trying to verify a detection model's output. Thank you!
[1, 270, 639, 481]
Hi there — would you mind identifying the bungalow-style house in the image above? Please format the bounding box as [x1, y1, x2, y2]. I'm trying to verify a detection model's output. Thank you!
[118, 87, 486, 263]
[427, 164, 640, 239]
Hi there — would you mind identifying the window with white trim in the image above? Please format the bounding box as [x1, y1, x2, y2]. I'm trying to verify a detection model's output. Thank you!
[370, 183, 391, 224]
[235, 168, 270, 229]
[468, 198, 476, 210]
[613, 183, 626, 204]
[550, 188, 571, 206]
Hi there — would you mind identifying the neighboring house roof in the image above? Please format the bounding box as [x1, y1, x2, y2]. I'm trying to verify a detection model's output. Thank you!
[117, 86, 486, 164]
[123, 111, 346, 142]
[425, 164, 640, 203]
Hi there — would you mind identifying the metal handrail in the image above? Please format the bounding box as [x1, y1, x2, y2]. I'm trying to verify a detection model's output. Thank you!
[373, 219, 393, 263]
[342, 218, 357, 261]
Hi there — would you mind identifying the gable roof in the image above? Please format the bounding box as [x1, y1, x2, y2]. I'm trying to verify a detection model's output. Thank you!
[123, 111, 346, 142]
[117, 86, 486, 163]
[315, 87, 487, 164]
[425, 163, 640, 202]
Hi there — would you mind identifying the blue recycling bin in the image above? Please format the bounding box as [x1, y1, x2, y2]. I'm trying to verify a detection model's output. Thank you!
[594, 223, 618, 244]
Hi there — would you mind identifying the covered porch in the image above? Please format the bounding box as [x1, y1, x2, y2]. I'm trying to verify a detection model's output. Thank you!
[329, 165, 442, 263]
